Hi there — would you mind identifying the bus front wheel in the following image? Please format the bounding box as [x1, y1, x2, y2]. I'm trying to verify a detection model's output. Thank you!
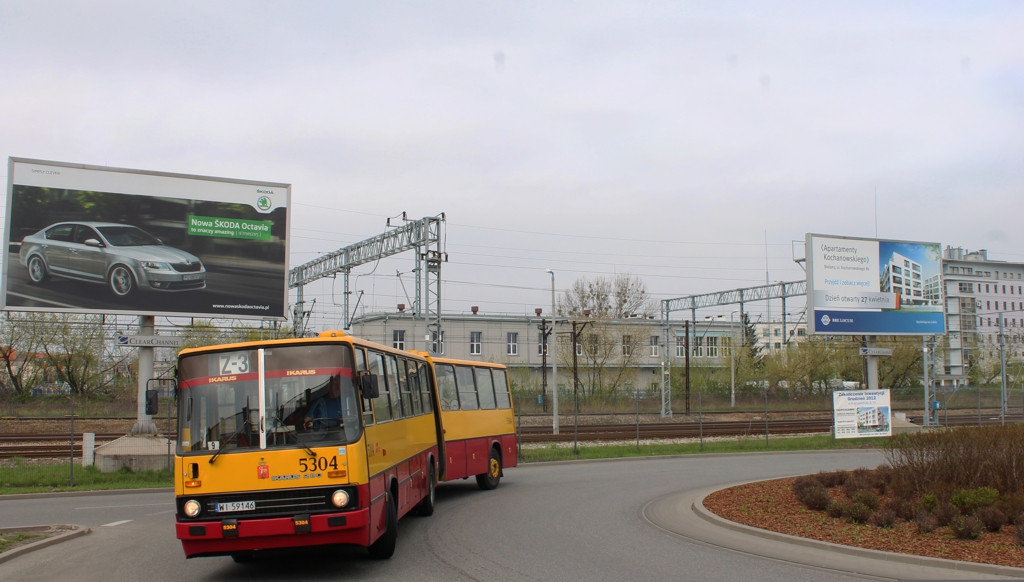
[368, 491, 397, 559]
[475, 447, 501, 490]
[416, 463, 436, 516]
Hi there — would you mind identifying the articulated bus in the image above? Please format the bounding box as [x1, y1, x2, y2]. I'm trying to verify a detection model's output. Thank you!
[173, 331, 516, 561]
[425, 356, 518, 488]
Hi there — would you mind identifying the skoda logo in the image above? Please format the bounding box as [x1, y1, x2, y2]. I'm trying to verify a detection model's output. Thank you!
[820, 314, 831, 326]
[256, 195, 272, 211]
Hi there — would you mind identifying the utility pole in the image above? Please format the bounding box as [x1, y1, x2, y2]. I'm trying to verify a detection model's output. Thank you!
[538, 316, 551, 413]
[684, 320, 691, 415]
[571, 319, 592, 455]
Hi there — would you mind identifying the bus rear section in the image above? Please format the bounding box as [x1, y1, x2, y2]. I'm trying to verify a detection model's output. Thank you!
[429, 358, 518, 489]
[173, 333, 438, 560]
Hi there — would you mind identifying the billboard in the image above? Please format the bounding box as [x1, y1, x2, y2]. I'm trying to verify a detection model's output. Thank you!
[805, 233, 945, 335]
[3, 158, 290, 320]
[833, 389, 891, 439]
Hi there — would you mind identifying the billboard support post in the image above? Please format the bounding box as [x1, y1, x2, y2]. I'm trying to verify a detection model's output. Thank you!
[865, 336, 880, 391]
[131, 315, 158, 435]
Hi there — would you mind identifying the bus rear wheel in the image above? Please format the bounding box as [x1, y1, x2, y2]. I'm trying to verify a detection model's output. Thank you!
[475, 447, 501, 490]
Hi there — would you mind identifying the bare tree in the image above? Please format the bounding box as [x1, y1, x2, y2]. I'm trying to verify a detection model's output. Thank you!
[0, 314, 49, 395]
[557, 274, 652, 395]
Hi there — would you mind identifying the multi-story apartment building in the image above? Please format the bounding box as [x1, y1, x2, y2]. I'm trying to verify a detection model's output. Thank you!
[939, 247, 1024, 386]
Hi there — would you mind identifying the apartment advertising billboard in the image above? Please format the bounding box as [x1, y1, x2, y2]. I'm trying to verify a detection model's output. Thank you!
[833, 389, 891, 439]
[805, 233, 945, 335]
[3, 158, 290, 320]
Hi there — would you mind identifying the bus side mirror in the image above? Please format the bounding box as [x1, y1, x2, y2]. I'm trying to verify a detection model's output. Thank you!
[360, 373, 379, 399]
[145, 389, 159, 415]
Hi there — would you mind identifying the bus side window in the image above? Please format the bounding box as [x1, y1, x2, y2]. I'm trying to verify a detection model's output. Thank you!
[404, 359, 422, 416]
[369, 352, 391, 422]
[455, 365, 478, 411]
[386, 355, 404, 419]
[493, 369, 511, 409]
[353, 347, 374, 425]
[436, 364, 458, 411]
[475, 367, 496, 410]
[417, 362, 433, 413]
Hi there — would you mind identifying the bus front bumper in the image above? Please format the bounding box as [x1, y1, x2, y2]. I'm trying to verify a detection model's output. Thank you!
[176, 508, 370, 558]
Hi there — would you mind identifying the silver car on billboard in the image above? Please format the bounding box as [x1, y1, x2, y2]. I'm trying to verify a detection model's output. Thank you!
[19, 221, 206, 297]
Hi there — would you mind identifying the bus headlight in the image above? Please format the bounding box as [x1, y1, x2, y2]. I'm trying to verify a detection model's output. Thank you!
[330, 489, 350, 508]
[183, 499, 202, 518]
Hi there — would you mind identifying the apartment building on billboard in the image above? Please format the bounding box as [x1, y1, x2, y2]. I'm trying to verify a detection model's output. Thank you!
[880, 250, 928, 307]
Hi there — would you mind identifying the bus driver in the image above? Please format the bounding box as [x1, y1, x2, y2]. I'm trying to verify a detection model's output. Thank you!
[304, 376, 343, 430]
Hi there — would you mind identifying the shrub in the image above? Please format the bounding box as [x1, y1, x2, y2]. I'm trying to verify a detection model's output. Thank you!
[846, 502, 873, 524]
[851, 489, 880, 511]
[915, 510, 938, 533]
[796, 485, 832, 511]
[932, 502, 960, 527]
[1016, 516, 1024, 547]
[816, 470, 848, 488]
[949, 514, 984, 540]
[951, 487, 1000, 513]
[827, 500, 847, 519]
[975, 506, 1007, 533]
[843, 468, 876, 497]
[792, 475, 824, 499]
[891, 499, 918, 522]
[996, 493, 1024, 524]
[921, 492, 938, 511]
[870, 507, 897, 528]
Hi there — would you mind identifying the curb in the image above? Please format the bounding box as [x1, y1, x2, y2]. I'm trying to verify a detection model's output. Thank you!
[0, 525, 91, 565]
[691, 488, 1024, 579]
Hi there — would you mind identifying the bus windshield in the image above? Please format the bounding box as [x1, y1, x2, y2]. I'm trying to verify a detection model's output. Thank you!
[176, 343, 364, 455]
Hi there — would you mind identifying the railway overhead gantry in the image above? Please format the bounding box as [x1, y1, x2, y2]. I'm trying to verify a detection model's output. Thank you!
[288, 213, 446, 348]
[658, 280, 807, 418]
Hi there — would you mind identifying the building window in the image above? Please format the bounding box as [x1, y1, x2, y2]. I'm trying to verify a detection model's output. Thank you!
[650, 335, 660, 357]
[693, 336, 704, 358]
[537, 332, 548, 356]
[675, 340, 686, 359]
[621, 335, 633, 357]
[430, 331, 445, 354]
[470, 331, 482, 355]
[707, 336, 719, 358]
[507, 332, 518, 356]
[392, 330, 405, 350]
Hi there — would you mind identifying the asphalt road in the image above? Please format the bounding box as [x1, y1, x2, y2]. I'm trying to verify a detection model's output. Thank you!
[0, 450, 1016, 581]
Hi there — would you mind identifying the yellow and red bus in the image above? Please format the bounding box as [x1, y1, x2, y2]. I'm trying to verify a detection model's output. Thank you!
[426, 356, 518, 489]
[173, 331, 515, 561]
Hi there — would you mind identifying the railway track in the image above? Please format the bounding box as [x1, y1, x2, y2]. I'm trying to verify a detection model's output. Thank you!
[0, 432, 127, 459]
[1, 412, 1020, 458]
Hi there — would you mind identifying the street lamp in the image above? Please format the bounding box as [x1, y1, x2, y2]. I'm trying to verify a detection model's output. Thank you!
[730, 311, 740, 408]
[545, 269, 558, 435]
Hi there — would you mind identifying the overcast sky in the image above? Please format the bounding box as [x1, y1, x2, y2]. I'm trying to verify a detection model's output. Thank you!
[2, 1, 1022, 330]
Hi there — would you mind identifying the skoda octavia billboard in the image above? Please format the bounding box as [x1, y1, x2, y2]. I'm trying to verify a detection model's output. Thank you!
[3, 158, 290, 320]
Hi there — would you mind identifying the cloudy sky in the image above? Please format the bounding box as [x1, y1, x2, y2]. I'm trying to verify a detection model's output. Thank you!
[2, 1, 1022, 330]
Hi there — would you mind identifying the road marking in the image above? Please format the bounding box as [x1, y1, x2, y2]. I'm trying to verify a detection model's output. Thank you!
[102, 520, 133, 527]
